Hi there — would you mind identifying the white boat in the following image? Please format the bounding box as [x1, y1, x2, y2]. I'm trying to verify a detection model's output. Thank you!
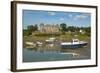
[25, 42, 35, 46]
[45, 37, 55, 42]
[36, 41, 43, 46]
[61, 39, 88, 49]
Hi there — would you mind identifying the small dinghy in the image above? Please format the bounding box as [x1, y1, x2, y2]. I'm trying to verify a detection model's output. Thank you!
[61, 39, 88, 49]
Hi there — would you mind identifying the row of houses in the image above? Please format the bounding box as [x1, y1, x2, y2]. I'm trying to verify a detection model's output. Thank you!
[30, 24, 86, 34]
[38, 24, 60, 33]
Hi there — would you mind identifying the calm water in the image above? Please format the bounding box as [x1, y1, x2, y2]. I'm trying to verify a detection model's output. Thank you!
[23, 40, 91, 62]
[23, 49, 74, 62]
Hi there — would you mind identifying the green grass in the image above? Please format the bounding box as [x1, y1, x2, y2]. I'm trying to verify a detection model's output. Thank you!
[24, 32, 90, 42]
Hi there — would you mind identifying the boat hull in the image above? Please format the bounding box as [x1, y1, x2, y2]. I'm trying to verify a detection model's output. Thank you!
[61, 43, 88, 49]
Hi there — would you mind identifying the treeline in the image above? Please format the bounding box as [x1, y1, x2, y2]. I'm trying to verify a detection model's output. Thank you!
[23, 24, 38, 35]
[60, 23, 90, 32]
[59, 23, 90, 36]
[23, 23, 91, 36]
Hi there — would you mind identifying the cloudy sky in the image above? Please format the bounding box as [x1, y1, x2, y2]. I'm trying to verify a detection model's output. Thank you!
[23, 10, 91, 29]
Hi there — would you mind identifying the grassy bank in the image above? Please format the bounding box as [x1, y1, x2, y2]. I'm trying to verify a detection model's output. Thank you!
[24, 32, 90, 42]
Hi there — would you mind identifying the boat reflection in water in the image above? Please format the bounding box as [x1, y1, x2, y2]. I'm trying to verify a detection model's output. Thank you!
[23, 39, 89, 62]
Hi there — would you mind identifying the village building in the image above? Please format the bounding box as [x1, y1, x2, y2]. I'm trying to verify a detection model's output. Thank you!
[79, 29, 85, 34]
[38, 24, 60, 33]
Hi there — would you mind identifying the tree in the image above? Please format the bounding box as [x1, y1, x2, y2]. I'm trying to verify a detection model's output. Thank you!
[34, 24, 38, 31]
[67, 26, 75, 32]
[27, 24, 38, 35]
[27, 25, 34, 35]
[23, 29, 30, 36]
[84, 27, 91, 33]
[27, 25, 34, 32]
[84, 27, 91, 36]
[40, 23, 44, 27]
[60, 23, 67, 31]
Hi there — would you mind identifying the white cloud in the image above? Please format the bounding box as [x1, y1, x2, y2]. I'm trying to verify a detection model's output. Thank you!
[74, 14, 88, 20]
[59, 18, 64, 21]
[47, 12, 56, 15]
